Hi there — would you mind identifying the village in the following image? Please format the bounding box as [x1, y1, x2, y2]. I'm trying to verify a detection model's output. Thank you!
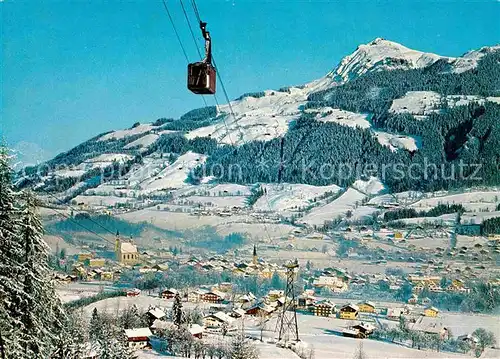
[53, 230, 500, 359]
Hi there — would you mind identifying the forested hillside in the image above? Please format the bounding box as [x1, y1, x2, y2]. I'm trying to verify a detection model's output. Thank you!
[192, 50, 500, 192]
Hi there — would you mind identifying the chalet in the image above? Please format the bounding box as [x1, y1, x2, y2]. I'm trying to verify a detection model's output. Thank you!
[357, 301, 376, 313]
[408, 294, 418, 305]
[342, 328, 360, 338]
[258, 267, 274, 279]
[189, 324, 204, 339]
[352, 323, 376, 337]
[458, 334, 478, 345]
[236, 293, 256, 309]
[203, 311, 233, 328]
[146, 307, 166, 326]
[100, 271, 114, 281]
[424, 306, 439, 317]
[267, 290, 285, 302]
[313, 276, 348, 293]
[151, 319, 171, 333]
[54, 273, 77, 284]
[229, 308, 246, 318]
[421, 297, 432, 306]
[246, 303, 275, 317]
[311, 300, 336, 317]
[72, 266, 87, 280]
[124, 328, 152, 349]
[409, 318, 448, 339]
[160, 288, 178, 299]
[297, 292, 316, 308]
[339, 304, 359, 320]
[187, 289, 205, 303]
[126, 288, 141, 297]
[217, 282, 233, 292]
[386, 307, 408, 320]
[200, 290, 225, 303]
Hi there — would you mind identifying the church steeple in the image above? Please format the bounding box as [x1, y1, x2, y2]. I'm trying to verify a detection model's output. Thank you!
[115, 231, 121, 261]
[252, 244, 257, 265]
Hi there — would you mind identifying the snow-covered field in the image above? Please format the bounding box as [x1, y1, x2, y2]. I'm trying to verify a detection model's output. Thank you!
[462, 211, 500, 225]
[186, 88, 307, 145]
[53, 153, 133, 178]
[253, 184, 342, 212]
[123, 133, 159, 149]
[410, 191, 499, 211]
[306, 107, 371, 129]
[118, 209, 251, 230]
[299, 188, 367, 226]
[352, 177, 386, 195]
[389, 90, 500, 118]
[98, 124, 155, 141]
[139, 152, 206, 191]
[174, 195, 247, 209]
[73, 195, 133, 207]
[373, 130, 420, 152]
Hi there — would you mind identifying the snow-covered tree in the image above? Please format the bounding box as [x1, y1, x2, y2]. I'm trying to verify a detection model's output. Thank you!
[0, 148, 73, 358]
[53, 310, 89, 359]
[172, 292, 183, 327]
[17, 192, 65, 357]
[89, 308, 104, 342]
[0, 146, 24, 357]
[229, 334, 259, 359]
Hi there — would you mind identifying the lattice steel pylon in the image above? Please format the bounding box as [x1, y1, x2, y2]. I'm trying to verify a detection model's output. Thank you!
[277, 259, 300, 342]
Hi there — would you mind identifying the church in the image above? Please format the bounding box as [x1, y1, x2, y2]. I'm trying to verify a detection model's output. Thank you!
[115, 233, 139, 265]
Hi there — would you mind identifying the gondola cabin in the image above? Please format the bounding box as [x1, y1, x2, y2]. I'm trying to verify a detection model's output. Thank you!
[188, 62, 216, 94]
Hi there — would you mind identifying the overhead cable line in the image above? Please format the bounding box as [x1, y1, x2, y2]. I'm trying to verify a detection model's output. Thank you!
[161, 0, 190, 62]
[45, 205, 116, 247]
[189, 0, 244, 143]
[188, 0, 285, 245]
[43, 191, 117, 236]
[179, 0, 203, 60]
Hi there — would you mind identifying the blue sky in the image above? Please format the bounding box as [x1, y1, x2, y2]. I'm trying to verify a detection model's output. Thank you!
[2, 0, 499, 165]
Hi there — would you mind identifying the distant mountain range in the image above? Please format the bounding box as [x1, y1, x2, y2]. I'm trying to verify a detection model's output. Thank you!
[18, 39, 500, 201]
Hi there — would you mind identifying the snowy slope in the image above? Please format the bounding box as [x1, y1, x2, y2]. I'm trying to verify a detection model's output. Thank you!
[389, 91, 500, 118]
[53, 153, 133, 178]
[186, 89, 306, 145]
[123, 134, 159, 149]
[373, 131, 420, 152]
[450, 45, 500, 73]
[305, 107, 371, 129]
[299, 188, 367, 226]
[253, 183, 342, 212]
[140, 151, 206, 192]
[98, 124, 155, 141]
[323, 38, 449, 84]
[184, 38, 462, 150]
[352, 177, 386, 195]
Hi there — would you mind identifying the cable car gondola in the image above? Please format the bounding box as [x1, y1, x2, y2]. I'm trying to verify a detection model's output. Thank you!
[188, 21, 216, 94]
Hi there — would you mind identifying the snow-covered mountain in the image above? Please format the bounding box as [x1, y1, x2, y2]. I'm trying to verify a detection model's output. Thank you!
[19, 38, 500, 202]
[320, 38, 447, 85]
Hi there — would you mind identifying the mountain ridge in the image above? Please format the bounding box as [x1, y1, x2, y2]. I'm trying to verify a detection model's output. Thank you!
[17, 39, 500, 200]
